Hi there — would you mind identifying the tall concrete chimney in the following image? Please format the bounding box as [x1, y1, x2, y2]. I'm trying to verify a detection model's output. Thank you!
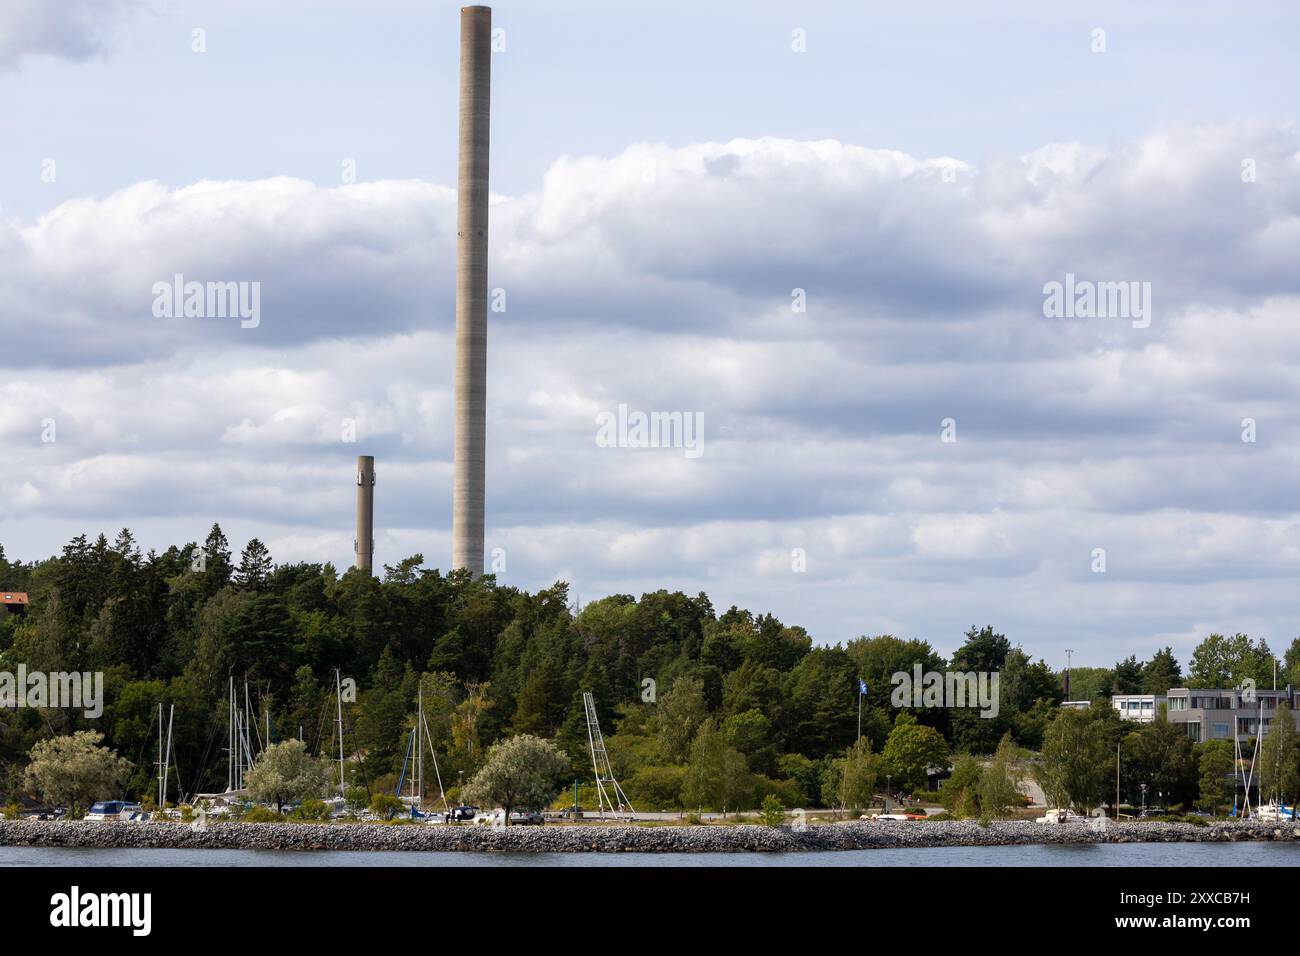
[452, 4, 491, 576]
[355, 455, 375, 573]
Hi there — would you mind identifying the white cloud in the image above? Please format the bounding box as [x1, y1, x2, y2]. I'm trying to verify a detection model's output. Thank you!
[2, 122, 1299, 662]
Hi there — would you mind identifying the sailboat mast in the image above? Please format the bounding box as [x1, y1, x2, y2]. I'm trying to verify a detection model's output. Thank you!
[244, 681, 254, 769]
[417, 687, 424, 805]
[163, 704, 174, 809]
[227, 676, 235, 792]
[335, 669, 345, 798]
[157, 702, 164, 809]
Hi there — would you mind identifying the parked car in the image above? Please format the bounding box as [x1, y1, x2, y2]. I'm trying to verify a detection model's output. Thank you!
[509, 810, 544, 826]
[447, 805, 479, 822]
[472, 809, 505, 825]
[29, 808, 67, 821]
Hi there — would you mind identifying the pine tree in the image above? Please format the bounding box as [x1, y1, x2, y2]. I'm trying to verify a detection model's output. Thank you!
[235, 539, 273, 591]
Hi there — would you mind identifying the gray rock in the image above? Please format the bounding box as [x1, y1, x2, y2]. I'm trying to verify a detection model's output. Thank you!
[0, 818, 1294, 853]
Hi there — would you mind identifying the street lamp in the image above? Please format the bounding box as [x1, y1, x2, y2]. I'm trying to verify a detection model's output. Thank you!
[1140, 783, 1148, 814]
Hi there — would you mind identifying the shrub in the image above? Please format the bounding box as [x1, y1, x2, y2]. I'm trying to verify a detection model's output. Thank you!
[244, 806, 282, 823]
[290, 799, 330, 821]
[759, 794, 785, 827]
[369, 793, 405, 820]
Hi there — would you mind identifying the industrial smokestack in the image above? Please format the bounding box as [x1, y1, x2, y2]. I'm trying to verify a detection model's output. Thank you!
[452, 4, 491, 577]
[355, 455, 375, 574]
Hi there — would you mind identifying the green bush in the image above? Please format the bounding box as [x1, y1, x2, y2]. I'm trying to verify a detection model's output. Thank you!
[244, 806, 282, 823]
[369, 793, 405, 821]
[759, 794, 785, 827]
[289, 799, 331, 821]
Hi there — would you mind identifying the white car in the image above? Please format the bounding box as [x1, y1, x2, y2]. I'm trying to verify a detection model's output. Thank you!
[472, 809, 505, 825]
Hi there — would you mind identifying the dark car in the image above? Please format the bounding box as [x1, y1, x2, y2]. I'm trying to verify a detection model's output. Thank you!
[509, 810, 544, 826]
[447, 805, 479, 822]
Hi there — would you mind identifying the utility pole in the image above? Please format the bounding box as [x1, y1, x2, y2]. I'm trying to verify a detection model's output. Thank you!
[1115, 742, 1120, 819]
[1064, 648, 1074, 700]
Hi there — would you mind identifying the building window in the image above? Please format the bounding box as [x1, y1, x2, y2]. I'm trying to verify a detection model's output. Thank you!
[1187, 722, 1202, 742]
[1213, 723, 1229, 738]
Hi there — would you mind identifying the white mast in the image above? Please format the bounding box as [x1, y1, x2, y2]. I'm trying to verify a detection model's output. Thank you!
[417, 687, 424, 807]
[162, 704, 174, 810]
[227, 676, 235, 792]
[335, 669, 345, 798]
[419, 703, 451, 812]
[243, 681, 255, 772]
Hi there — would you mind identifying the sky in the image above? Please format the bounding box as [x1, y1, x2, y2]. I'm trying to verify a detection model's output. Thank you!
[1, 0, 1298, 667]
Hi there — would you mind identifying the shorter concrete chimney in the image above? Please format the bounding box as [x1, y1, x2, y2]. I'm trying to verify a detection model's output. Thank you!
[355, 455, 375, 573]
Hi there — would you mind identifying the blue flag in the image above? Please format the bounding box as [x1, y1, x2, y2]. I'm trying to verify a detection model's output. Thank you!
[858, 680, 868, 695]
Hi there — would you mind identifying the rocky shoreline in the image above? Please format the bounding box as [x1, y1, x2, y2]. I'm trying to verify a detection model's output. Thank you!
[1, 818, 1297, 853]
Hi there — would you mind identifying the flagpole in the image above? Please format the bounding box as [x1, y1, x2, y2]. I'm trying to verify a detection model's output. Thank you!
[857, 680, 866, 742]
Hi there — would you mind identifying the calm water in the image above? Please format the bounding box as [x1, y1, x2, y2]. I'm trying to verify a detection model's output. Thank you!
[3, 842, 1299, 867]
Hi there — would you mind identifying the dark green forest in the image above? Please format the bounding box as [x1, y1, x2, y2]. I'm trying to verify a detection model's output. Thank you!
[0, 529, 1293, 811]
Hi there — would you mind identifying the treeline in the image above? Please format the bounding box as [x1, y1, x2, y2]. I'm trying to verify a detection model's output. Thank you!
[0, 531, 1295, 812]
[1067, 633, 1299, 702]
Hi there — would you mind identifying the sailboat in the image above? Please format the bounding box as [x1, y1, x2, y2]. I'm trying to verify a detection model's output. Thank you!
[150, 701, 177, 821]
[395, 686, 451, 822]
[193, 676, 263, 814]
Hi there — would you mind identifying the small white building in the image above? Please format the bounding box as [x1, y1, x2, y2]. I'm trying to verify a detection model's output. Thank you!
[1112, 694, 1164, 723]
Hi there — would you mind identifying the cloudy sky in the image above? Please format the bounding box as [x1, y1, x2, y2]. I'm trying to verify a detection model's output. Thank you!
[1, 0, 1297, 666]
